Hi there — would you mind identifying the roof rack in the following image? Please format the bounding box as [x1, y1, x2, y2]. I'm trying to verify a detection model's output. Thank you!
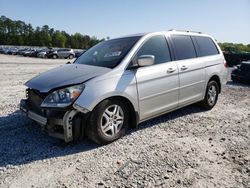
[168, 29, 202, 34]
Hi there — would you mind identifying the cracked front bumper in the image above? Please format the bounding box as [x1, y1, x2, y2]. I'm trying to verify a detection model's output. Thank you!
[20, 99, 76, 142]
[20, 99, 47, 125]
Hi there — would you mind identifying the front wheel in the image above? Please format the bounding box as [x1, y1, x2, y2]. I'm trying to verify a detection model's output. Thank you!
[200, 80, 219, 110]
[86, 99, 129, 144]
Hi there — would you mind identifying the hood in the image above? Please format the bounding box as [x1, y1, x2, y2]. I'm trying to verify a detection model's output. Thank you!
[25, 64, 111, 92]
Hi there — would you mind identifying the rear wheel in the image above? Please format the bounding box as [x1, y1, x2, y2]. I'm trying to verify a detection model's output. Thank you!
[200, 80, 219, 110]
[86, 99, 129, 144]
[69, 54, 74, 59]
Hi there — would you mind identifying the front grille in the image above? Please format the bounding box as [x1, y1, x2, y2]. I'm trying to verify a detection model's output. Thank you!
[27, 89, 47, 116]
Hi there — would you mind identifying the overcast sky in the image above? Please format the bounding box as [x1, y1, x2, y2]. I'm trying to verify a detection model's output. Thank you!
[0, 0, 249, 44]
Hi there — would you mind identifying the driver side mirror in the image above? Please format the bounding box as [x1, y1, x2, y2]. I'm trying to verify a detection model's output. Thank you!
[137, 55, 155, 67]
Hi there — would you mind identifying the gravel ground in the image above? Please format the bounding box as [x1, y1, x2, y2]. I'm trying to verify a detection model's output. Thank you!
[0, 54, 249, 188]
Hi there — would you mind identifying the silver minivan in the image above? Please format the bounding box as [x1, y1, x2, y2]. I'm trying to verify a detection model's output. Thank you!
[20, 30, 228, 144]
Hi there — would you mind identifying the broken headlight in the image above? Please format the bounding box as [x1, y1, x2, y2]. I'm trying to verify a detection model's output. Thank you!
[41, 84, 84, 108]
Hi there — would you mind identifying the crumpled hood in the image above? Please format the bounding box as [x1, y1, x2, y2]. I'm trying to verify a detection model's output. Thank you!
[25, 64, 111, 92]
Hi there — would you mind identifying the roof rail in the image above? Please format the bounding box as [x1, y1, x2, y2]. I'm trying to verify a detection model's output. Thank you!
[168, 29, 202, 34]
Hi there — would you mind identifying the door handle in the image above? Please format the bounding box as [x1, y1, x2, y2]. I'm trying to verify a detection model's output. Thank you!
[181, 65, 188, 71]
[167, 68, 176, 73]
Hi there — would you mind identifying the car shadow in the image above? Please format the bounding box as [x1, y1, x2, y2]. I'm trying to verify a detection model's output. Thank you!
[131, 104, 204, 133]
[0, 110, 99, 168]
[0, 104, 204, 168]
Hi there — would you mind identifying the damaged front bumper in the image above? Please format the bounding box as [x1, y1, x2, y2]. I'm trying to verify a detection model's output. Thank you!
[20, 99, 83, 142]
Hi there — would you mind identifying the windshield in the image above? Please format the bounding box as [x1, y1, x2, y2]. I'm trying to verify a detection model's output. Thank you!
[74, 36, 141, 68]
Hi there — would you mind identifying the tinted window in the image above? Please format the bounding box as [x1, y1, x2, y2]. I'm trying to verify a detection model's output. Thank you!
[171, 35, 196, 60]
[137, 35, 171, 64]
[195, 36, 219, 56]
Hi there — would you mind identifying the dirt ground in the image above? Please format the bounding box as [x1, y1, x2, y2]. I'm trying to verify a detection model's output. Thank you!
[0, 54, 249, 188]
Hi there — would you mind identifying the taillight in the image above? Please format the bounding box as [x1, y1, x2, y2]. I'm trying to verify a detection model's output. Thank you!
[223, 60, 228, 68]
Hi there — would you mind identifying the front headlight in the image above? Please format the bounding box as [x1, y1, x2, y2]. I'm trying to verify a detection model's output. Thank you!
[41, 84, 85, 108]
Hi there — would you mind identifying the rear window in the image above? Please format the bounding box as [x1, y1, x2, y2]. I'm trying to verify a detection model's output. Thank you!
[171, 35, 197, 60]
[194, 36, 219, 57]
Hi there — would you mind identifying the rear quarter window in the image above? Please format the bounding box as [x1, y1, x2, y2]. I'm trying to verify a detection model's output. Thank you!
[194, 36, 219, 57]
[171, 35, 197, 60]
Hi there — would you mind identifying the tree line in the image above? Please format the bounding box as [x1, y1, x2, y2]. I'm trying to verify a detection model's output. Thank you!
[1, 15, 250, 52]
[0, 15, 104, 49]
[218, 42, 250, 53]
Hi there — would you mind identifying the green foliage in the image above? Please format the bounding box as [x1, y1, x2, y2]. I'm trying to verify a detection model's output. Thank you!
[218, 42, 250, 53]
[0, 15, 103, 49]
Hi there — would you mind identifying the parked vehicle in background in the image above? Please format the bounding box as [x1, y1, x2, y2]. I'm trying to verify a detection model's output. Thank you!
[16, 48, 28, 55]
[46, 49, 57, 59]
[46, 48, 75, 59]
[23, 49, 36, 57]
[20, 30, 227, 144]
[2, 47, 10, 54]
[0, 47, 5, 54]
[30, 49, 43, 57]
[223, 47, 250, 67]
[74, 49, 86, 58]
[37, 49, 49, 58]
[231, 61, 250, 83]
[6, 48, 18, 55]
[30, 48, 49, 58]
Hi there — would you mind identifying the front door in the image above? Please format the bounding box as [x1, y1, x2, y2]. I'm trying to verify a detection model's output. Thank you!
[134, 35, 179, 120]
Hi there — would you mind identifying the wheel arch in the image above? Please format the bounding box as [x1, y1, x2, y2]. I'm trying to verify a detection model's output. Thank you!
[68, 54, 74, 58]
[92, 96, 138, 128]
[208, 75, 221, 93]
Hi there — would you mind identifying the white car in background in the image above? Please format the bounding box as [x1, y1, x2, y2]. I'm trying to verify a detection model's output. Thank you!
[37, 51, 47, 58]
[37, 49, 51, 58]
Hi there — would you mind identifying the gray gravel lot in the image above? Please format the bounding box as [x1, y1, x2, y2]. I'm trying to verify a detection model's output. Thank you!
[0, 54, 249, 188]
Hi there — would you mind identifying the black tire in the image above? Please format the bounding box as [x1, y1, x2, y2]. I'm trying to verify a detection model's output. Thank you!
[69, 54, 74, 59]
[200, 80, 219, 110]
[86, 99, 129, 144]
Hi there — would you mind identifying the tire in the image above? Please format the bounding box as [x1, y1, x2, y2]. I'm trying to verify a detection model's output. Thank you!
[200, 80, 219, 110]
[52, 54, 58, 59]
[69, 54, 74, 59]
[86, 99, 129, 144]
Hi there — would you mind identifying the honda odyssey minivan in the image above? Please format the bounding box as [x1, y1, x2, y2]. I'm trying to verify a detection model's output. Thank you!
[20, 30, 228, 144]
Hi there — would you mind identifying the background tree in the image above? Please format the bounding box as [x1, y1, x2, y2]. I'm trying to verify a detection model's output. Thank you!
[2, 15, 249, 52]
[0, 15, 105, 49]
[52, 31, 66, 48]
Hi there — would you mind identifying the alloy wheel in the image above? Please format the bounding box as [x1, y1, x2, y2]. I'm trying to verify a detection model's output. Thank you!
[100, 104, 124, 138]
[207, 85, 217, 105]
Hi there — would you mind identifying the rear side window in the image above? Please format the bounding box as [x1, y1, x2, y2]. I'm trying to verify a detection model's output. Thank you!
[137, 35, 171, 64]
[171, 35, 196, 60]
[194, 36, 219, 57]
